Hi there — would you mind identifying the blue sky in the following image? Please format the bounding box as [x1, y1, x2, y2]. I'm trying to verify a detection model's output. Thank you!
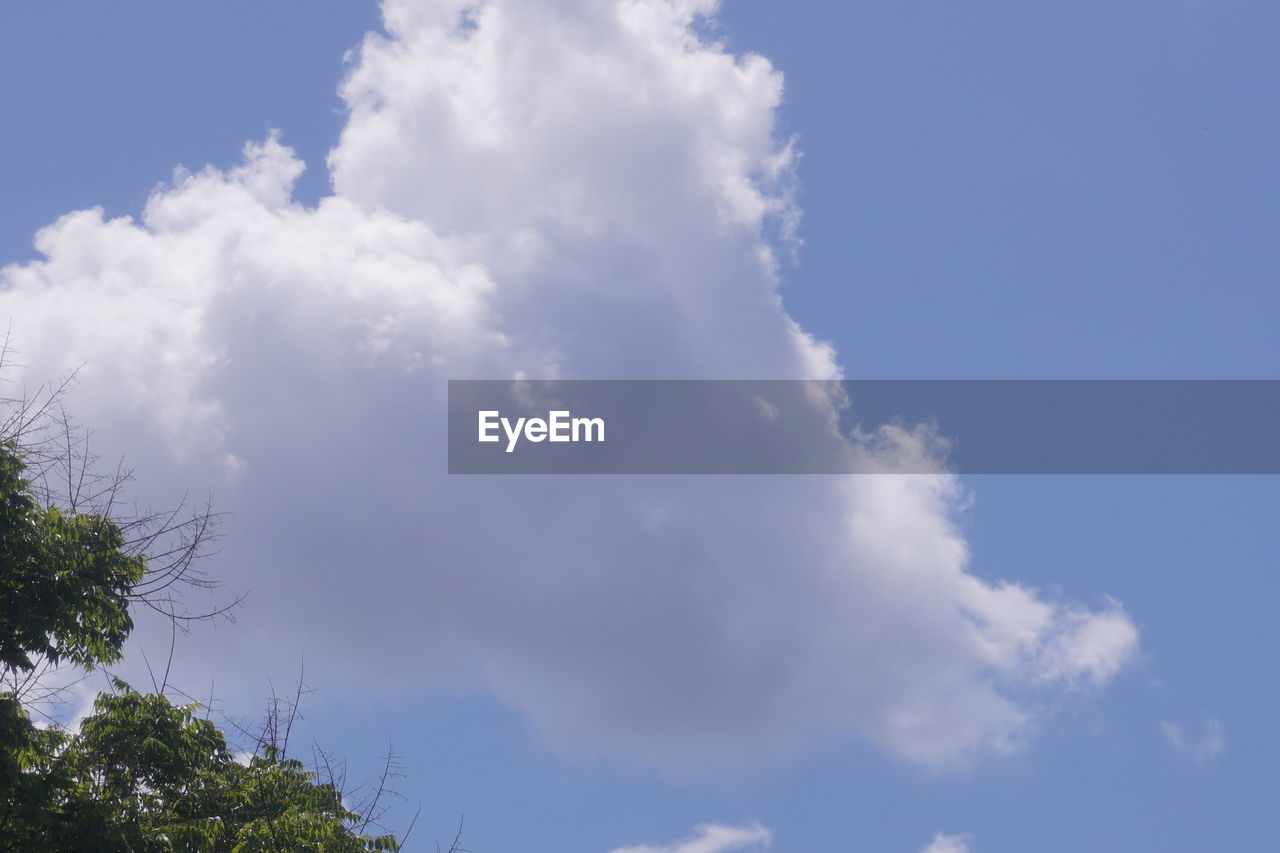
[2, 2, 1277, 851]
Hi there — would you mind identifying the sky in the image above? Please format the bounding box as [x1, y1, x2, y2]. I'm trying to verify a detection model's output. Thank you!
[1, 1, 1278, 851]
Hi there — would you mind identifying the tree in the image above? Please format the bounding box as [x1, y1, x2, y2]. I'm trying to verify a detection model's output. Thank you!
[2, 681, 402, 851]
[0, 384, 416, 850]
[0, 365, 229, 711]
[0, 442, 144, 675]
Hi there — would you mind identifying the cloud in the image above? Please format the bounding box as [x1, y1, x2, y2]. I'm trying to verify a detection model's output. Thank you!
[920, 833, 971, 853]
[1037, 599, 1140, 687]
[609, 823, 770, 853]
[0, 0, 1136, 774]
[612, 825, 972, 853]
[1162, 718, 1225, 762]
[24, 669, 105, 735]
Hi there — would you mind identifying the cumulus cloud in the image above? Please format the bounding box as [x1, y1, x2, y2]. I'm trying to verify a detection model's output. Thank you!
[609, 823, 770, 853]
[919, 832, 971, 853]
[0, 0, 1136, 773]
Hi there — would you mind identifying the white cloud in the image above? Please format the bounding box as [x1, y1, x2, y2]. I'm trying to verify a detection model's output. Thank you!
[1037, 599, 1141, 688]
[920, 832, 971, 853]
[612, 825, 972, 853]
[22, 668, 105, 735]
[0, 0, 1136, 774]
[1162, 718, 1225, 762]
[609, 823, 770, 853]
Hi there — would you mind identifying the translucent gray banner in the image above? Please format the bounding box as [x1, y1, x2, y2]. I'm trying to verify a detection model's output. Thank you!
[447, 380, 1280, 474]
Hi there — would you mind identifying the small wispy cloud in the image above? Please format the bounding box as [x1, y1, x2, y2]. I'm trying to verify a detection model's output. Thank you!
[920, 832, 971, 853]
[1161, 717, 1225, 762]
[609, 823, 771, 853]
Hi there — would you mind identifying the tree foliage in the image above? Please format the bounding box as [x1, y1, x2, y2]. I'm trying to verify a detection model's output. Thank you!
[0, 431, 408, 851]
[1, 682, 401, 851]
[0, 444, 145, 674]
